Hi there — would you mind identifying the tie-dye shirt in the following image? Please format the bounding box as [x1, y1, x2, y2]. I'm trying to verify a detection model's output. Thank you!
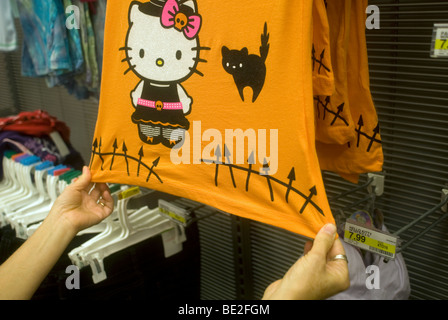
[17, 0, 73, 77]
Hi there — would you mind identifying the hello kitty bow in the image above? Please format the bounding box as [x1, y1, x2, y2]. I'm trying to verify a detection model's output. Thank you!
[161, 0, 201, 39]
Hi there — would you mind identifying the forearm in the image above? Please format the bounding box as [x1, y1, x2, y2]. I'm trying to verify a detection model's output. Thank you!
[0, 211, 77, 300]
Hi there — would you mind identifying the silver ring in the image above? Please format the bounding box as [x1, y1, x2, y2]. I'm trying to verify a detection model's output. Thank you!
[332, 254, 348, 263]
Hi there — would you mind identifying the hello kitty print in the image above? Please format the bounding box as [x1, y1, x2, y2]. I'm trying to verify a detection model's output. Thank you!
[121, 0, 206, 149]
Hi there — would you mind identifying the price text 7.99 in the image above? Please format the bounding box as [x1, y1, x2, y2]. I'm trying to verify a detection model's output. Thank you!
[349, 232, 366, 243]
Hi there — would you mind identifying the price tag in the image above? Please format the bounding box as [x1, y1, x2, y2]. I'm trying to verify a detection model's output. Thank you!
[49, 131, 70, 157]
[344, 219, 398, 260]
[118, 186, 141, 200]
[158, 199, 191, 227]
[430, 23, 448, 58]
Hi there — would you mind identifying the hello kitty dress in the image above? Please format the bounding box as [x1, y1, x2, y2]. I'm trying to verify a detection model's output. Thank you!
[124, 0, 201, 148]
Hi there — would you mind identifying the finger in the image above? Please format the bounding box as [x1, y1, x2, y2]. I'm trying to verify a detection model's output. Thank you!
[94, 183, 113, 206]
[95, 183, 111, 201]
[95, 182, 110, 195]
[326, 238, 350, 293]
[98, 185, 114, 210]
[310, 224, 337, 259]
[100, 187, 113, 204]
[89, 184, 102, 200]
[73, 166, 92, 191]
[327, 238, 346, 262]
[96, 199, 114, 220]
[96, 200, 113, 217]
[105, 195, 114, 216]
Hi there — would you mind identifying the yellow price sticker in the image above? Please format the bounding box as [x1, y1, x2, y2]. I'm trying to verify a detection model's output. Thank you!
[435, 39, 448, 50]
[344, 220, 398, 259]
[344, 230, 396, 256]
[118, 186, 141, 200]
[158, 199, 191, 226]
[159, 207, 187, 224]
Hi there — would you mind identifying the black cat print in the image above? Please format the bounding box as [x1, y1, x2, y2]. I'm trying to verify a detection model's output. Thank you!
[221, 23, 269, 103]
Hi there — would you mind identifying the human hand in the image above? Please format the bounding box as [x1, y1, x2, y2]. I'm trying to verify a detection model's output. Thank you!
[262, 223, 350, 300]
[47, 166, 114, 235]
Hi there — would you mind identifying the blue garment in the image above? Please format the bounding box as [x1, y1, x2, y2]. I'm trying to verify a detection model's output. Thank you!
[64, 0, 85, 73]
[17, 0, 72, 77]
[16, 0, 105, 100]
[17, 0, 90, 99]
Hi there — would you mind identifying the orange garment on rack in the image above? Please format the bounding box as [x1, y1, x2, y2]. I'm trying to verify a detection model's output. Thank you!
[316, 0, 383, 183]
[312, 0, 334, 97]
[314, 0, 355, 145]
[89, 0, 335, 238]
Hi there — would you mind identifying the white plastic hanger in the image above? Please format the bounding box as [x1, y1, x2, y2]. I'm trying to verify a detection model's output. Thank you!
[86, 206, 172, 283]
[66, 184, 130, 267]
[0, 154, 29, 203]
[68, 205, 149, 269]
[0, 154, 16, 193]
[9, 162, 59, 238]
[4, 156, 42, 212]
[10, 164, 69, 238]
[19, 167, 105, 239]
[0, 155, 18, 226]
[0, 154, 22, 198]
[68, 186, 141, 265]
[1, 155, 42, 222]
[15, 161, 53, 213]
[69, 187, 175, 283]
[69, 191, 158, 268]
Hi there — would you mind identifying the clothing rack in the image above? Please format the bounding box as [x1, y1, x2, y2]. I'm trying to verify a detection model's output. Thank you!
[327, 174, 448, 268]
[395, 193, 448, 254]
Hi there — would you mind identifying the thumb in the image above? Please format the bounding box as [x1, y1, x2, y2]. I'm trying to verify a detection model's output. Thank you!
[73, 166, 92, 190]
[310, 223, 337, 258]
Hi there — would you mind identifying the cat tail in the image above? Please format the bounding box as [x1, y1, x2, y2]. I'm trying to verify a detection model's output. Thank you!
[260, 22, 270, 62]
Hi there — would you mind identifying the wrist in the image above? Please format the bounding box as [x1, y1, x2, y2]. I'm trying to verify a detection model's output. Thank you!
[44, 208, 79, 239]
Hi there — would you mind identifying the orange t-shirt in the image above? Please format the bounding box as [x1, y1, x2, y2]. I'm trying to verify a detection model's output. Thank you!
[312, 0, 334, 97]
[316, 0, 384, 182]
[314, 0, 355, 145]
[90, 0, 335, 238]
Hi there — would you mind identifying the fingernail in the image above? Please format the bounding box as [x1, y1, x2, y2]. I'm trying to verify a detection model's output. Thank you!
[322, 223, 336, 236]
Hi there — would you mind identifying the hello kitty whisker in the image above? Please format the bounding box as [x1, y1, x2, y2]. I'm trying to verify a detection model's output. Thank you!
[193, 57, 207, 63]
[124, 64, 136, 75]
[189, 67, 204, 77]
[119, 46, 133, 51]
[121, 57, 133, 63]
[191, 46, 211, 51]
